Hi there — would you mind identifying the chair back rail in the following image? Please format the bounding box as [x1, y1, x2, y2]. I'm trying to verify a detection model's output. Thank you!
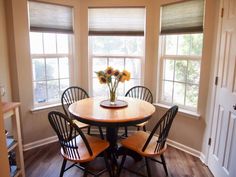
[125, 86, 153, 103]
[48, 111, 93, 160]
[142, 105, 178, 153]
[61, 86, 89, 117]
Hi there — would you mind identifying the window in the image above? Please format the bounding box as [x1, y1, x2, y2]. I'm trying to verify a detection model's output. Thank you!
[28, 2, 73, 106]
[159, 0, 204, 111]
[88, 8, 145, 96]
[90, 36, 144, 96]
[160, 34, 203, 111]
[30, 32, 72, 105]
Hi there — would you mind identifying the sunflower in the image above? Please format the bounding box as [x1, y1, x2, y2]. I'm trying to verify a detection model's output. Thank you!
[119, 76, 126, 83]
[98, 76, 107, 84]
[121, 70, 131, 81]
[96, 71, 105, 77]
[105, 66, 114, 76]
[113, 69, 120, 77]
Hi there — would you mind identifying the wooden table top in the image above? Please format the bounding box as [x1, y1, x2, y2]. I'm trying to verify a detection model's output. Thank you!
[69, 97, 155, 126]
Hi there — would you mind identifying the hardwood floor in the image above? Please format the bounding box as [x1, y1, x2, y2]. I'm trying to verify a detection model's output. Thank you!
[24, 142, 213, 177]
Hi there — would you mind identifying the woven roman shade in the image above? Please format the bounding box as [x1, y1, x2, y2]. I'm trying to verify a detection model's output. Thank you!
[161, 0, 204, 35]
[28, 1, 73, 33]
[88, 8, 145, 36]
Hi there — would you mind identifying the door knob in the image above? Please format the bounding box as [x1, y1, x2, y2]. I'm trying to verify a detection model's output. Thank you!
[233, 104, 236, 110]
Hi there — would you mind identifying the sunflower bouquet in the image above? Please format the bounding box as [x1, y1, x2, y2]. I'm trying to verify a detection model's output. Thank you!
[96, 66, 131, 104]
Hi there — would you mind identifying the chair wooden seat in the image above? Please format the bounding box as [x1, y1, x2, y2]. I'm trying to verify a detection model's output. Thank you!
[61, 134, 109, 163]
[73, 119, 89, 129]
[120, 131, 167, 157]
[135, 121, 148, 128]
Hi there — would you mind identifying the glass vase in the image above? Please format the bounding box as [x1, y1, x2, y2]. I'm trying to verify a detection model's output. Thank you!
[109, 90, 116, 105]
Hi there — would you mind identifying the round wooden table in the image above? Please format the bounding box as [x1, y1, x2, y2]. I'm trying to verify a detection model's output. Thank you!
[69, 97, 155, 126]
[69, 97, 155, 169]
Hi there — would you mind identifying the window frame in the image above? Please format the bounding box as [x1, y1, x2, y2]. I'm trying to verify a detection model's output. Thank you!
[30, 32, 74, 107]
[88, 36, 145, 97]
[158, 34, 203, 112]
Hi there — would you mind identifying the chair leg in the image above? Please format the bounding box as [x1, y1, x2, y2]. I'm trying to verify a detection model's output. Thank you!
[99, 126, 104, 140]
[103, 152, 113, 177]
[59, 159, 67, 177]
[160, 154, 168, 176]
[117, 154, 126, 177]
[83, 171, 88, 177]
[87, 126, 91, 135]
[143, 125, 147, 132]
[145, 157, 151, 177]
[137, 126, 140, 131]
[124, 126, 128, 137]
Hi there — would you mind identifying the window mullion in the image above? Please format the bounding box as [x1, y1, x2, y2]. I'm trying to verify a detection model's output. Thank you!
[184, 61, 189, 106]
[163, 55, 201, 60]
[172, 60, 176, 104]
[57, 57, 60, 96]
[44, 57, 48, 103]
[56, 34, 60, 97]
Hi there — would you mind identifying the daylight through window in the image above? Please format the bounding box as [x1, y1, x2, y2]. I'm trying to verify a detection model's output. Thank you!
[160, 34, 203, 110]
[30, 32, 72, 105]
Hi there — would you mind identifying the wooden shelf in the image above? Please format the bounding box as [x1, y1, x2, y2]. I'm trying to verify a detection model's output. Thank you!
[8, 141, 18, 152]
[13, 169, 21, 177]
[2, 102, 20, 113]
[1, 102, 25, 177]
[10, 165, 18, 177]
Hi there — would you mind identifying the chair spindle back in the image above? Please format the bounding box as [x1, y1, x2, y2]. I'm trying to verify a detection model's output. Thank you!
[48, 111, 93, 160]
[61, 86, 89, 117]
[125, 86, 153, 103]
[142, 105, 178, 153]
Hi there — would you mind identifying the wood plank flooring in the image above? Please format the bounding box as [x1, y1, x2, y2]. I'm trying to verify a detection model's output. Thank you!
[24, 142, 213, 177]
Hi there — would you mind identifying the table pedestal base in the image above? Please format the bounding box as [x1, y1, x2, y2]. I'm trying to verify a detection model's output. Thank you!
[106, 127, 143, 177]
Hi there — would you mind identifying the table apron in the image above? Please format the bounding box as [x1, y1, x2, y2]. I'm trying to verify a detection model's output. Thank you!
[70, 114, 152, 127]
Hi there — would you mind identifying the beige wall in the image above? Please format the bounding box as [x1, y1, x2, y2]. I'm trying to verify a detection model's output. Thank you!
[4, 0, 219, 155]
[0, 0, 12, 102]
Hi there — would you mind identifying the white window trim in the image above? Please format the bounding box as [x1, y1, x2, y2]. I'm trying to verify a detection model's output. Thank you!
[30, 102, 62, 112]
[157, 35, 202, 113]
[154, 103, 200, 119]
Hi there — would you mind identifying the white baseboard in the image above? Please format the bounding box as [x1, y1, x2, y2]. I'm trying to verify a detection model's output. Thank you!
[166, 139, 201, 158]
[199, 152, 206, 164]
[23, 129, 205, 165]
[23, 135, 58, 151]
[23, 128, 103, 151]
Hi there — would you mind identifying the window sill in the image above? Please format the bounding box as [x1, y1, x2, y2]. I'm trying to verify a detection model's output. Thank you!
[153, 103, 200, 119]
[30, 103, 62, 113]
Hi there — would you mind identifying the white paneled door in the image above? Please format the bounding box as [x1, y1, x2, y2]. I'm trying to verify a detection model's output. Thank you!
[208, 0, 236, 177]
